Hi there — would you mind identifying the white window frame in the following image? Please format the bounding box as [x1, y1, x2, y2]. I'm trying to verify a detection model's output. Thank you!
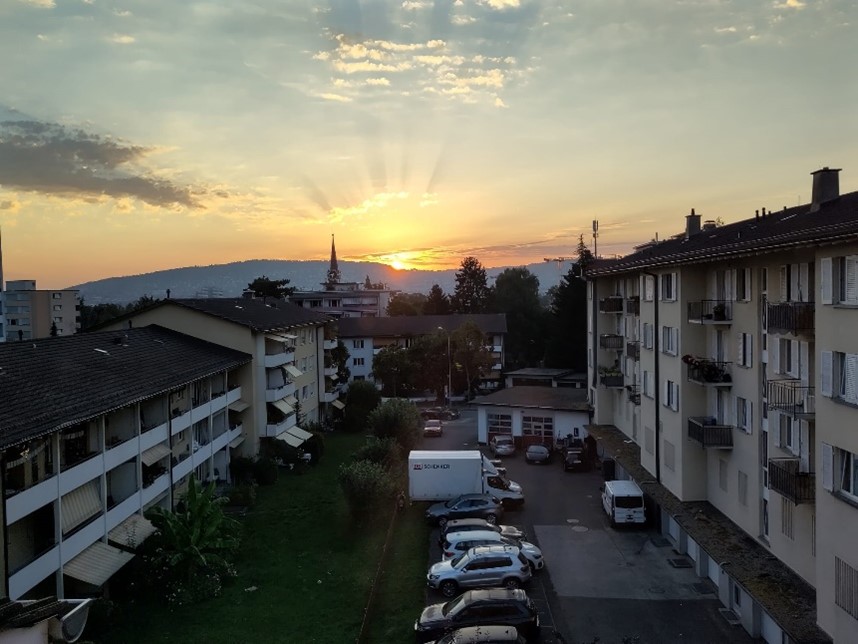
[834, 352, 858, 405]
[737, 332, 753, 368]
[838, 448, 858, 503]
[353, 339, 365, 349]
[735, 397, 752, 433]
[661, 326, 678, 356]
[643, 276, 654, 302]
[642, 323, 654, 350]
[663, 380, 679, 412]
[735, 268, 751, 302]
[660, 273, 677, 302]
[643, 371, 655, 398]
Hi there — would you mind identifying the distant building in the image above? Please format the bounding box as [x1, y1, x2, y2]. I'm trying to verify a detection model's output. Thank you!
[289, 235, 398, 318]
[4, 280, 80, 341]
[504, 368, 587, 389]
[0, 230, 6, 343]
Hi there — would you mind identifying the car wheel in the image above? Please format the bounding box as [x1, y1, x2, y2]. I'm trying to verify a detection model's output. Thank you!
[503, 577, 522, 590]
[485, 514, 497, 525]
[440, 580, 458, 598]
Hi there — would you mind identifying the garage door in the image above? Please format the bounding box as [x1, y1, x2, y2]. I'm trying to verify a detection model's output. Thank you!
[521, 415, 554, 448]
[707, 556, 720, 587]
[487, 413, 512, 444]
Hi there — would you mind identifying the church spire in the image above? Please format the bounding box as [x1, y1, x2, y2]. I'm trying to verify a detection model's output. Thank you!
[325, 234, 341, 289]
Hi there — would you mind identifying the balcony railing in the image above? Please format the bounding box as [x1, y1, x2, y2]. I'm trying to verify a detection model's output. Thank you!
[768, 458, 815, 504]
[767, 380, 815, 418]
[767, 301, 815, 335]
[626, 296, 640, 316]
[688, 417, 733, 449]
[686, 359, 732, 386]
[598, 296, 624, 314]
[599, 373, 624, 388]
[626, 341, 640, 361]
[687, 300, 732, 324]
[599, 334, 624, 350]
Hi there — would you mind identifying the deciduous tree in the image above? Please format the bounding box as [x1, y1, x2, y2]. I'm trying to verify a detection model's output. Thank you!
[246, 275, 294, 300]
[371, 345, 413, 396]
[386, 292, 427, 316]
[491, 267, 547, 369]
[451, 321, 493, 399]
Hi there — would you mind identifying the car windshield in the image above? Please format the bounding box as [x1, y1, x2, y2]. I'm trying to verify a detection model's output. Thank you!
[444, 498, 461, 508]
[498, 438, 513, 445]
[442, 594, 467, 616]
[450, 552, 468, 568]
[500, 536, 521, 547]
[616, 496, 644, 508]
[528, 446, 547, 455]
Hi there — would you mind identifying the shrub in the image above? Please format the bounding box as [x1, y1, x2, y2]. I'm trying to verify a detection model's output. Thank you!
[229, 456, 255, 484]
[338, 459, 396, 519]
[303, 433, 325, 464]
[262, 437, 303, 466]
[227, 483, 257, 507]
[253, 458, 279, 485]
[353, 436, 400, 470]
[342, 380, 382, 432]
[368, 398, 421, 451]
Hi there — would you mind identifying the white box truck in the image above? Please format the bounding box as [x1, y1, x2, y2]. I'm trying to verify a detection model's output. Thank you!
[408, 450, 524, 506]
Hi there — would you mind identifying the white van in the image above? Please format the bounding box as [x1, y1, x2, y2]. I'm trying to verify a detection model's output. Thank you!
[601, 480, 645, 526]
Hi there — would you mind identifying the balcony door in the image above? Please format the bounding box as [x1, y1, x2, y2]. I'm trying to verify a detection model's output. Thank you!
[715, 330, 725, 363]
[715, 390, 726, 425]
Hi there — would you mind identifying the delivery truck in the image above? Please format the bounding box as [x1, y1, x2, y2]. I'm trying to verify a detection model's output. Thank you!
[408, 450, 525, 506]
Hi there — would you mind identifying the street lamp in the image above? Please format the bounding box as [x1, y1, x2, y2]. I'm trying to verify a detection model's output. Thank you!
[438, 326, 452, 408]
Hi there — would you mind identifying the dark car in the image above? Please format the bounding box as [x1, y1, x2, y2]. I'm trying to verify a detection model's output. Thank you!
[426, 494, 504, 527]
[414, 589, 540, 643]
[428, 625, 526, 644]
[422, 406, 461, 421]
[524, 445, 551, 465]
[439, 518, 527, 547]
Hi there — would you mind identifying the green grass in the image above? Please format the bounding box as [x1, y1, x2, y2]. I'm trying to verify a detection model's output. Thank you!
[90, 432, 424, 644]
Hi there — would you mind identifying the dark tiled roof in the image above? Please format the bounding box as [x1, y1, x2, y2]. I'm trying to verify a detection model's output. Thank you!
[168, 298, 333, 332]
[505, 368, 576, 378]
[0, 326, 252, 449]
[588, 190, 858, 276]
[472, 386, 590, 411]
[336, 314, 507, 337]
[586, 423, 831, 644]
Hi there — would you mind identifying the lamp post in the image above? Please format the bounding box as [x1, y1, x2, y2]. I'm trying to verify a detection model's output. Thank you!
[438, 326, 452, 407]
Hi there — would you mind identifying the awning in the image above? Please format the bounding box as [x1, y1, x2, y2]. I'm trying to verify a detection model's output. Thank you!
[328, 373, 339, 381]
[331, 399, 346, 410]
[61, 481, 101, 534]
[229, 435, 245, 449]
[284, 395, 298, 406]
[228, 400, 250, 413]
[275, 432, 304, 448]
[266, 333, 297, 342]
[63, 541, 134, 586]
[287, 426, 313, 441]
[108, 514, 156, 550]
[284, 364, 303, 378]
[141, 443, 171, 467]
[271, 399, 294, 415]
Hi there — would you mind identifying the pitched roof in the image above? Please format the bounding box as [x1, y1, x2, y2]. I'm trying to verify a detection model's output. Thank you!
[167, 298, 333, 332]
[472, 386, 590, 412]
[336, 314, 507, 337]
[587, 190, 858, 276]
[0, 325, 252, 449]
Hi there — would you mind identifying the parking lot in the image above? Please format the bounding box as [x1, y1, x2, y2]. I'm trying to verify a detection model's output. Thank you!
[418, 408, 754, 643]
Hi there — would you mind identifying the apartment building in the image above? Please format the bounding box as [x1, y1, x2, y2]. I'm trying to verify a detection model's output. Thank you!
[0, 326, 251, 600]
[336, 314, 507, 391]
[3, 281, 80, 342]
[99, 297, 340, 449]
[585, 167, 856, 643]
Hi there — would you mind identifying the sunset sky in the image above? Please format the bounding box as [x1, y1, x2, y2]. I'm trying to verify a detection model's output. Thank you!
[1, 0, 856, 288]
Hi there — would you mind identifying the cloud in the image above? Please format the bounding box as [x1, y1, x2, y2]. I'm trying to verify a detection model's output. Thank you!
[402, 1, 429, 9]
[773, 0, 805, 8]
[715, 26, 738, 33]
[0, 119, 202, 208]
[318, 92, 353, 102]
[365, 77, 391, 86]
[20, 0, 55, 8]
[477, 0, 521, 9]
[0, 199, 21, 212]
[451, 15, 476, 25]
[108, 34, 136, 44]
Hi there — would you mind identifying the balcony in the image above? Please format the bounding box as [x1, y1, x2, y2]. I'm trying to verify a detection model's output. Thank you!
[768, 458, 815, 504]
[687, 300, 732, 325]
[599, 334, 624, 350]
[767, 301, 815, 336]
[627, 386, 641, 406]
[685, 358, 732, 387]
[599, 371, 624, 388]
[625, 296, 640, 316]
[767, 380, 815, 419]
[323, 339, 338, 351]
[626, 341, 640, 361]
[264, 347, 296, 368]
[266, 381, 296, 402]
[598, 296, 624, 314]
[688, 417, 733, 449]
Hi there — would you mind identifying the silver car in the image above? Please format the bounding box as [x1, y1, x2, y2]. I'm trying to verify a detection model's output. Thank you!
[441, 531, 545, 571]
[489, 436, 516, 457]
[427, 545, 532, 598]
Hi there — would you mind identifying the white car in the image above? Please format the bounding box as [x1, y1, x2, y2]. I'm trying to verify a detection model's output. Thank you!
[441, 530, 545, 571]
[427, 545, 532, 598]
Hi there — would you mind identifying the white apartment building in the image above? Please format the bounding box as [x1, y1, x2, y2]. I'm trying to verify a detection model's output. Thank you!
[0, 327, 251, 600]
[585, 167, 857, 643]
[100, 297, 341, 450]
[4, 280, 80, 342]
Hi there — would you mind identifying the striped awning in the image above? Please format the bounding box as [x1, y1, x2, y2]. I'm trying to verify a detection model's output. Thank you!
[228, 400, 250, 413]
[108, 514, 156, 550]
[288, 426, 313, 441]
[266, 333, 297, 342]
[284, 364, 303, 378]
[141, 442, 171, 467]
[284, 395, 298, 406]
[63, 541, 134, 586]
[271, 400, 294, 415]
[331, 399, 346, 410]
[61, 481, 101, 534]
[229, 435, 245, 449]
[276, 432, 303, 448]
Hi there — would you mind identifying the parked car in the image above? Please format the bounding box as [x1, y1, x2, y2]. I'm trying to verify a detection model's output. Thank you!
[422, 406, 460, 421]
[426, 494, 504, 527]
[424, 419, 444, 437]
[489, 436, 516, 457]
[427, 625, 527, 644]
[524, 445, 551, 465]
[415, 589, 540, 643]
[560, 439, 590, 472]
[427, 545, 532, 597]
[439, 518, 527, 546]
[441, 530, 545, 571]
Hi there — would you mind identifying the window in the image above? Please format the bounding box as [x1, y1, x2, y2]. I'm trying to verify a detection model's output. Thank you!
[352, 357, 365, 367]
[52, 292, 62, 299]
[643, 371, 654, 398]
[487, 413, 512, 435]
[781, 497, 794, 540]
[737, 333, 753, 367]
[642, 323, 653, 350]
[735, 397, 752, 433]
[833, 352, 858, 404]
[53, 304, 62, 311]
[774, 338, 794, 376]
[839, 449, 858, 501]
[302, 385, 309, 400]
[836, 257, 858, 305]
[660, 273, 676, 301]
[301, 357, 307, 371]
[661, 326, 679, 356]
[736, 268, 751, 302]
[738, 471, 748, 506]
[663, 380, 679, 411]
[835, 557, 858, 620]
[353, 340, 364, 349]
[643, 275, 654, 302]
[719, 459, 728, 492]
[522, 416, 553, 432]
[779, 414, 794, 452]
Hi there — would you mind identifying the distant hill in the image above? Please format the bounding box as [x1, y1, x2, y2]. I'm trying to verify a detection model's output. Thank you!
[70, 259, 575, 305]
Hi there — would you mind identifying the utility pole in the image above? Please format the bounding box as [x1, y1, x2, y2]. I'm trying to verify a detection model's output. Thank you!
[592, 219, 599, 258]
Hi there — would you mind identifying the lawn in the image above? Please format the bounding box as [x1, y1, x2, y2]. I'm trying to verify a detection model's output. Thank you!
[88, 432, 427, 644]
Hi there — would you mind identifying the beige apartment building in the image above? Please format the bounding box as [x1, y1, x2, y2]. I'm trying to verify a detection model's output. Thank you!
[4, 280, 80, 341]
[586, 167, 857, 643]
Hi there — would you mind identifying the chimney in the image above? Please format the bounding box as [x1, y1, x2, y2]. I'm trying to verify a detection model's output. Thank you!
[685, 208, 701, 239]
[810, 167, 841, 212]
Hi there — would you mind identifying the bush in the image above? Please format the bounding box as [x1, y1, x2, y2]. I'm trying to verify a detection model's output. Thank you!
[368, 398, 421, 451]
[353, 436, 400, 470]
[342, 380, 382, 432]
[262, 437, 303, 466]
[253, 458, 279, 485]
[304, 433, 325, 464]
[338, 459, 396, 519]
[227, 483, 257, 507]
[229, 457, 255, 484]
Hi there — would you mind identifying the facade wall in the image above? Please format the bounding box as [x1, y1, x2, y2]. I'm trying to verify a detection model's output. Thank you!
[3, 285, 80, 341]
[346, 336, 374, 381]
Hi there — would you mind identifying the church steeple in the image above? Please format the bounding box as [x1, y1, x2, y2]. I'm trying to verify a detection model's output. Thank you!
[325, 234, 341, 289]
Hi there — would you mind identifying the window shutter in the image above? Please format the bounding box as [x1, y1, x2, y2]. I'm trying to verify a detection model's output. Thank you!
[736, 333, 745, 366]
[846, 258, 858, 303]
[799, 422, 809, 472]
[746, 402, 753, 432]
[771, 337, 780, 375]
[799, 342, 809, 385]
[790, 340, 799, 377]
[779, 265, 788, 302]
[672, 328, 679, 355]
[672, 383, 679, 412]
[845, 354, 858, 404]
[671, 272, 678, 301]
[821, 442, 834, 492]
[645, 276, 654, 301]
[773, 412, 781, 447]
[663, 380, 668, 406]
[747, 334, 753, 365]
[799, 263, 810, 302]
[790, 264, 800, 303]
[726, 270, 735, 302]
[821, 257, 832, 304]
[744, 268, 752, 301]
[821, 350, 833, 397]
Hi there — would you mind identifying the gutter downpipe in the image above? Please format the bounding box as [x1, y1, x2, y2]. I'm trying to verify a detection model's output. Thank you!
[642, 271, 661, 484]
